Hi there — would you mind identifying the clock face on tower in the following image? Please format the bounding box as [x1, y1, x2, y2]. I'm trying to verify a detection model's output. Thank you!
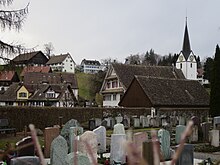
[189, 55, 194, 61]
[179, 55, 183, 62]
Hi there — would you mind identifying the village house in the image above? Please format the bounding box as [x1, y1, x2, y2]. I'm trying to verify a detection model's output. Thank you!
[100, 63, 185, 107]
[119, 76, 209, 117]
[0, 83, 76, 107]
[0, 71, 20, 92]
[23, 72, 78, 100]
[80, 59, 103, 74]
[11, 51, 48, 67]
[46, 53, 76, 73]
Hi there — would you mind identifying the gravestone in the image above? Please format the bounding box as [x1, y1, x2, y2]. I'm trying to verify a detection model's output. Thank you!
[65, 152, 91, 165]
[175, 125, 186, 144]
[104, 117, 111, 128]
[10, 156, 40, 165]
[44, 127, 60, 158]
[113, 123, 125, 134]
[189, 125, 198, 142]
[178, 116, 185, 125]
[134, 118, 140, 128]
[201, 122, 211, 142]
[150, 118, 156, 127]
[89, 119, 96, 130]
[140, 115, 145, 125]
[213, 116, 220, 129]
[155, 116, 160, 127]
[16, 136, 35, 157]
[50, 135, 68, 165]
[122, 118, 129, 129]
[142, 140, 155, 165]
[210, 130, 219, 147]
[110, 134, 126, 164]
[158, 128, 171, 160]
[61, 119, 80, 143]
[110, 117, 115, 129]
[133, 132, 148, 154]
[79, 131, 97, 164]
[101, 119, 108, 128]
[142, 117, 149, 128]
[170, 116, 177, 127]
[69, 127, 77, 153]
[176, 144, 194, 165]
[95, 118, 102, 127]
[115, 116, 123, 124]
[93, 126, 106, 154]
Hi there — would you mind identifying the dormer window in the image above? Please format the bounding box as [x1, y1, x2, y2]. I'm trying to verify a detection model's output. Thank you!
[19, 92, 27, 98]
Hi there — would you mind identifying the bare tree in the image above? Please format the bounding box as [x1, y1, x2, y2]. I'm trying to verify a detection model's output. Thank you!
[0, 0, 29, 58]
[44, 42, 54, 59]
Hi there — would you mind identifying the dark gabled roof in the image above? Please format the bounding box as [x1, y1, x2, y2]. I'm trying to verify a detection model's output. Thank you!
[0, 83, 20, 101]
[135, 76, 209, 106]
[20, 66, 51, 77]
[180, 21, 193, 60]
[0, 71, 16, 81]
[81, 59, 101, 66]
[112, 63, 185, 90]
[23, 72, 78, 89]
[29, 84, 75, 101]
[12, 51, 45, 62]
[46, 54, 69, 65]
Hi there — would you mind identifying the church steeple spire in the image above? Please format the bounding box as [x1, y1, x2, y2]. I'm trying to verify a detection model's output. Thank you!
[181, 17, 192, 59]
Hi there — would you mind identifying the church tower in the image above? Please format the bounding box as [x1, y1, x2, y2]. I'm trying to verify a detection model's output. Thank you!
[176, 19, 197, 80]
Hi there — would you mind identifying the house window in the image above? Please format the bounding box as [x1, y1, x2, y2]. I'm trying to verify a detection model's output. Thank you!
[46, 92, 55, 98]
[180, 63, 182, 69]
[19, 92, 27, 98]
[112, 80, 118, 88]
[113, 94, 117, 101]
[104, 95, 111, 101]
[190, 63, 192, 68]
[107, 82, 111, 89]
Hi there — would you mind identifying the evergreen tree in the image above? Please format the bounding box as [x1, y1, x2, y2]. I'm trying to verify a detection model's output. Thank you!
[203, 57, 214, 82]
[210, 45, 220, 117]
[0, 0, 29, 58]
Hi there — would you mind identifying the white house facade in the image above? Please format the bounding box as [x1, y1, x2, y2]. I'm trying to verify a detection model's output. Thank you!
[80, 59, 103, 74]
[46, 53, 76, 73]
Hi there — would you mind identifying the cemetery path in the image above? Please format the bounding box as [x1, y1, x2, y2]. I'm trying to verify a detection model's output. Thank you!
[194, 152, 220, 161]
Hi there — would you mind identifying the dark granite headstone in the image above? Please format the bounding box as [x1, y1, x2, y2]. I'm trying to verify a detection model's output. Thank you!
[16, 136, 35, 157]
[201, 122, 211, 142]
[176, 144, 193, 165]
[89, 119, 96, 130]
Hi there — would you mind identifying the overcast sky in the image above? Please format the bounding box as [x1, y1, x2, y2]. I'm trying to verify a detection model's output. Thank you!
[2, 0, 220, 64]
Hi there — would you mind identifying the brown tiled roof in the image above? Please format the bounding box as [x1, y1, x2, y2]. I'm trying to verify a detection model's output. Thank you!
[23, 72, 78, 89]
[46, 54, 68, 65]
[20, 66, 52, 77]
[112, 64, 185, 89]
[0, 71, 16, 81]
[0, 83, 20, 101]
[12, 51, 43, 62]
[135, 76, 209, 106]
[29, 84, 74, 101]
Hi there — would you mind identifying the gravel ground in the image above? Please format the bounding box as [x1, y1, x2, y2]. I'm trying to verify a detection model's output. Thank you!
[194, 152, 220, 162]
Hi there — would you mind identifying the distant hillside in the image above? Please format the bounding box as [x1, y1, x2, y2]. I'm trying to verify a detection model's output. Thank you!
[76, 72, 94, 101]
